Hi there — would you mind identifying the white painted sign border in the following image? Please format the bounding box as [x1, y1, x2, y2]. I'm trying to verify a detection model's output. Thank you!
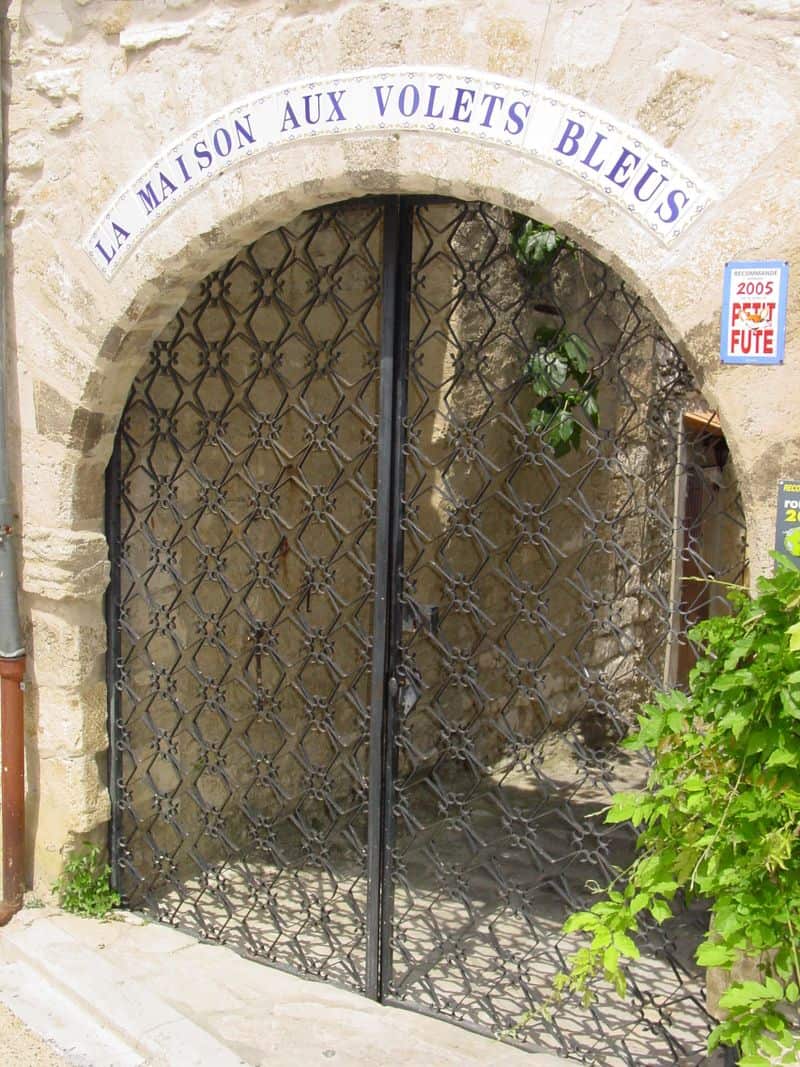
[84, 66, 716, 279]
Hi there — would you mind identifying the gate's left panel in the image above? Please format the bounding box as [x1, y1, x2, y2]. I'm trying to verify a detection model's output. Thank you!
[109, 201, 384, 991]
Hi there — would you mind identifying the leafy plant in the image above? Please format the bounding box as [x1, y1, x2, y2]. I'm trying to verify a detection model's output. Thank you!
[525, 325, 599, 456]
[556, 559, 800, 1065]
[512, 216, 599, 456]
[53, 843, 120, 918]
[512, 216, 573, 286]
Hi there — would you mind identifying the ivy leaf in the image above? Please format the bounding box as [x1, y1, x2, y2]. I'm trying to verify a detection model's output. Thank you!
[612, 932, 640, 960]
[602, 945, 620, 973]
[765, 747, 798, 768]
[719, 979, 783, 1011]
[696, 942, 736, 967]
[563, 335, 589, 373]
[718, 708, 749, 738]
[786, 621, 800, 652]
[713, 670, 756, 690]
[605, 792, 644, 824]
[650, 900, 673, 923]
[630, 892, 650, 914]
[563, 911, 598, 935]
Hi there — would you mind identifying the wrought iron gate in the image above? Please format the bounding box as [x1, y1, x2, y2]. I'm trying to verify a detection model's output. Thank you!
[108, 197, 747, 1065]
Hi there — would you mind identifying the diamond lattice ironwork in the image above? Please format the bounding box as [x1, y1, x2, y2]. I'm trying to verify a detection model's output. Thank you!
[109, 197, 748, 1064]
[111, 201, 384, 990]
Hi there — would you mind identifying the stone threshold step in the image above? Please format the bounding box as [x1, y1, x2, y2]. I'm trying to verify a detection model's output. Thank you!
[0, 908, 581, 1067]
[0, 911, 247, 1066]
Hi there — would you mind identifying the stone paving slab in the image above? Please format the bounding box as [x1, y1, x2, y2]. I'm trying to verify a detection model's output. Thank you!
[0, 907, 582, 1067]
[0, 958, 140, 1066]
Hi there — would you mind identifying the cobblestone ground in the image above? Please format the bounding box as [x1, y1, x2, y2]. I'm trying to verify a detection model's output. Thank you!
[0, 1000, 70, 1066]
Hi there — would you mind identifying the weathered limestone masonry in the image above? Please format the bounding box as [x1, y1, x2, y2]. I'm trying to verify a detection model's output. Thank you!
[3, 0, 800, 890]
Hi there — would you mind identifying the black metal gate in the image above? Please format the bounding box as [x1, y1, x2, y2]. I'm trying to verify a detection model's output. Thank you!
[108, 197, 747, 1065]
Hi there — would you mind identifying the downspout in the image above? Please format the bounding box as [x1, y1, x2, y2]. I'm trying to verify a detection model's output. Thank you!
[0, 34, 27, 927]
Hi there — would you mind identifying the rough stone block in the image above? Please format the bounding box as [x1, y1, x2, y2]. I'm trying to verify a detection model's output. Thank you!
[22, 527, 109, 602]
[32, 752, 111, 873]
[33, 378, 107, 453]
[27, 605, 106, 689]
[26, 682, 108, 759]
[119, 21, 193, 52]
[28, 67, 81, 100]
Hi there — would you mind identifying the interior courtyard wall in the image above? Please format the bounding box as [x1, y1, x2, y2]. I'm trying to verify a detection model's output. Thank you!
[4, 0, 800, 886]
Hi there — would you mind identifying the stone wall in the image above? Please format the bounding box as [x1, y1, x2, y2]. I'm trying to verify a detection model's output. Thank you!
[3, 0, 799, 886]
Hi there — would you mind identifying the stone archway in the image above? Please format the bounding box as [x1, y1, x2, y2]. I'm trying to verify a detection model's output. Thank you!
[9, 1, 799, 905]
[18, 142, 767, 893]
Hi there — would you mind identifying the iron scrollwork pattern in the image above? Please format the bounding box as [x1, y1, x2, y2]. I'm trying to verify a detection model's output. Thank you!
[112, 202, 384, 989]
[109, 197, 748, 1065]
[383, 201, 747, 1065]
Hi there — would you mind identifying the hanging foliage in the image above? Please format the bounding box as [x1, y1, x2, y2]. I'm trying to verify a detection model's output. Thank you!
[525, 325, 599, 457]
[512, 216, 600, 457]
[557, 559, 800, 1066]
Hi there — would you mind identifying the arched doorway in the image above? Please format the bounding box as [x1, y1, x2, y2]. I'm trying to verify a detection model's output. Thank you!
[107, 197, 746, 1064]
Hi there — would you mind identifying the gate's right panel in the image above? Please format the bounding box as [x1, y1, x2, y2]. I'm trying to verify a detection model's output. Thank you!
[384, 199, 747, 1065]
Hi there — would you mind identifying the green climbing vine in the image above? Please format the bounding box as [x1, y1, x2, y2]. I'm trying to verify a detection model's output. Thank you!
[512, 217, 600, 457]
[557, 559, 800, 1066]
[512, 216, 571, 287]
[524, 326, 598, 457]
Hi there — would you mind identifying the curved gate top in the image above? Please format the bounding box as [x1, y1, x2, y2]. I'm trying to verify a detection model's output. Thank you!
[107, 197, 747, 1065]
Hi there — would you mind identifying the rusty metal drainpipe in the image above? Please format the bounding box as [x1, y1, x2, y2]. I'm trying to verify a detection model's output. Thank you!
[0, 37, 27, 927]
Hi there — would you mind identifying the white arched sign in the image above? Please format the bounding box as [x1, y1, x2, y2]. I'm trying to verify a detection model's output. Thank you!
[85, 66, 715, 278]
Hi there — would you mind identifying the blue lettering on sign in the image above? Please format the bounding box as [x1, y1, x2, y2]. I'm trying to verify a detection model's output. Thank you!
[194, 139, 213, 169]
[656, 189, 689, 224]
[398, 84, 420, 117]
[234, 115, 256, 147]
[581, 132, 607, 172]
[479, 93, 504, 128]
[94, 221, 130, 267]
[607, 148, 640, 189]
[97, 113, 261, 265]
[633, 164, 667, 203]
[175, 154, 192, 183]
[87, 73, 711, 278]
[213, 127, 233, 157]
[553, 115, 691, 225]
[282, 91, 347, 131]
[281, 100, 300, 132]
[370, 80, 528, 137]
[374, 84, 394, 117]
[136, 172, 178, 215]
[451, 87, 475, 123]
[504, 100, 529, 136]
[555, 118, 585, 157]
[425, 84, 444, 119]
[137, 181, 161, 215]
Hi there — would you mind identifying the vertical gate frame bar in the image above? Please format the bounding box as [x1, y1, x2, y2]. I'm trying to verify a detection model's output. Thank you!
[365, 196, 402, 999]
[365, 197, 414, 1000]
[378, 198, 413, 998]
[105, 430, 123, 889]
